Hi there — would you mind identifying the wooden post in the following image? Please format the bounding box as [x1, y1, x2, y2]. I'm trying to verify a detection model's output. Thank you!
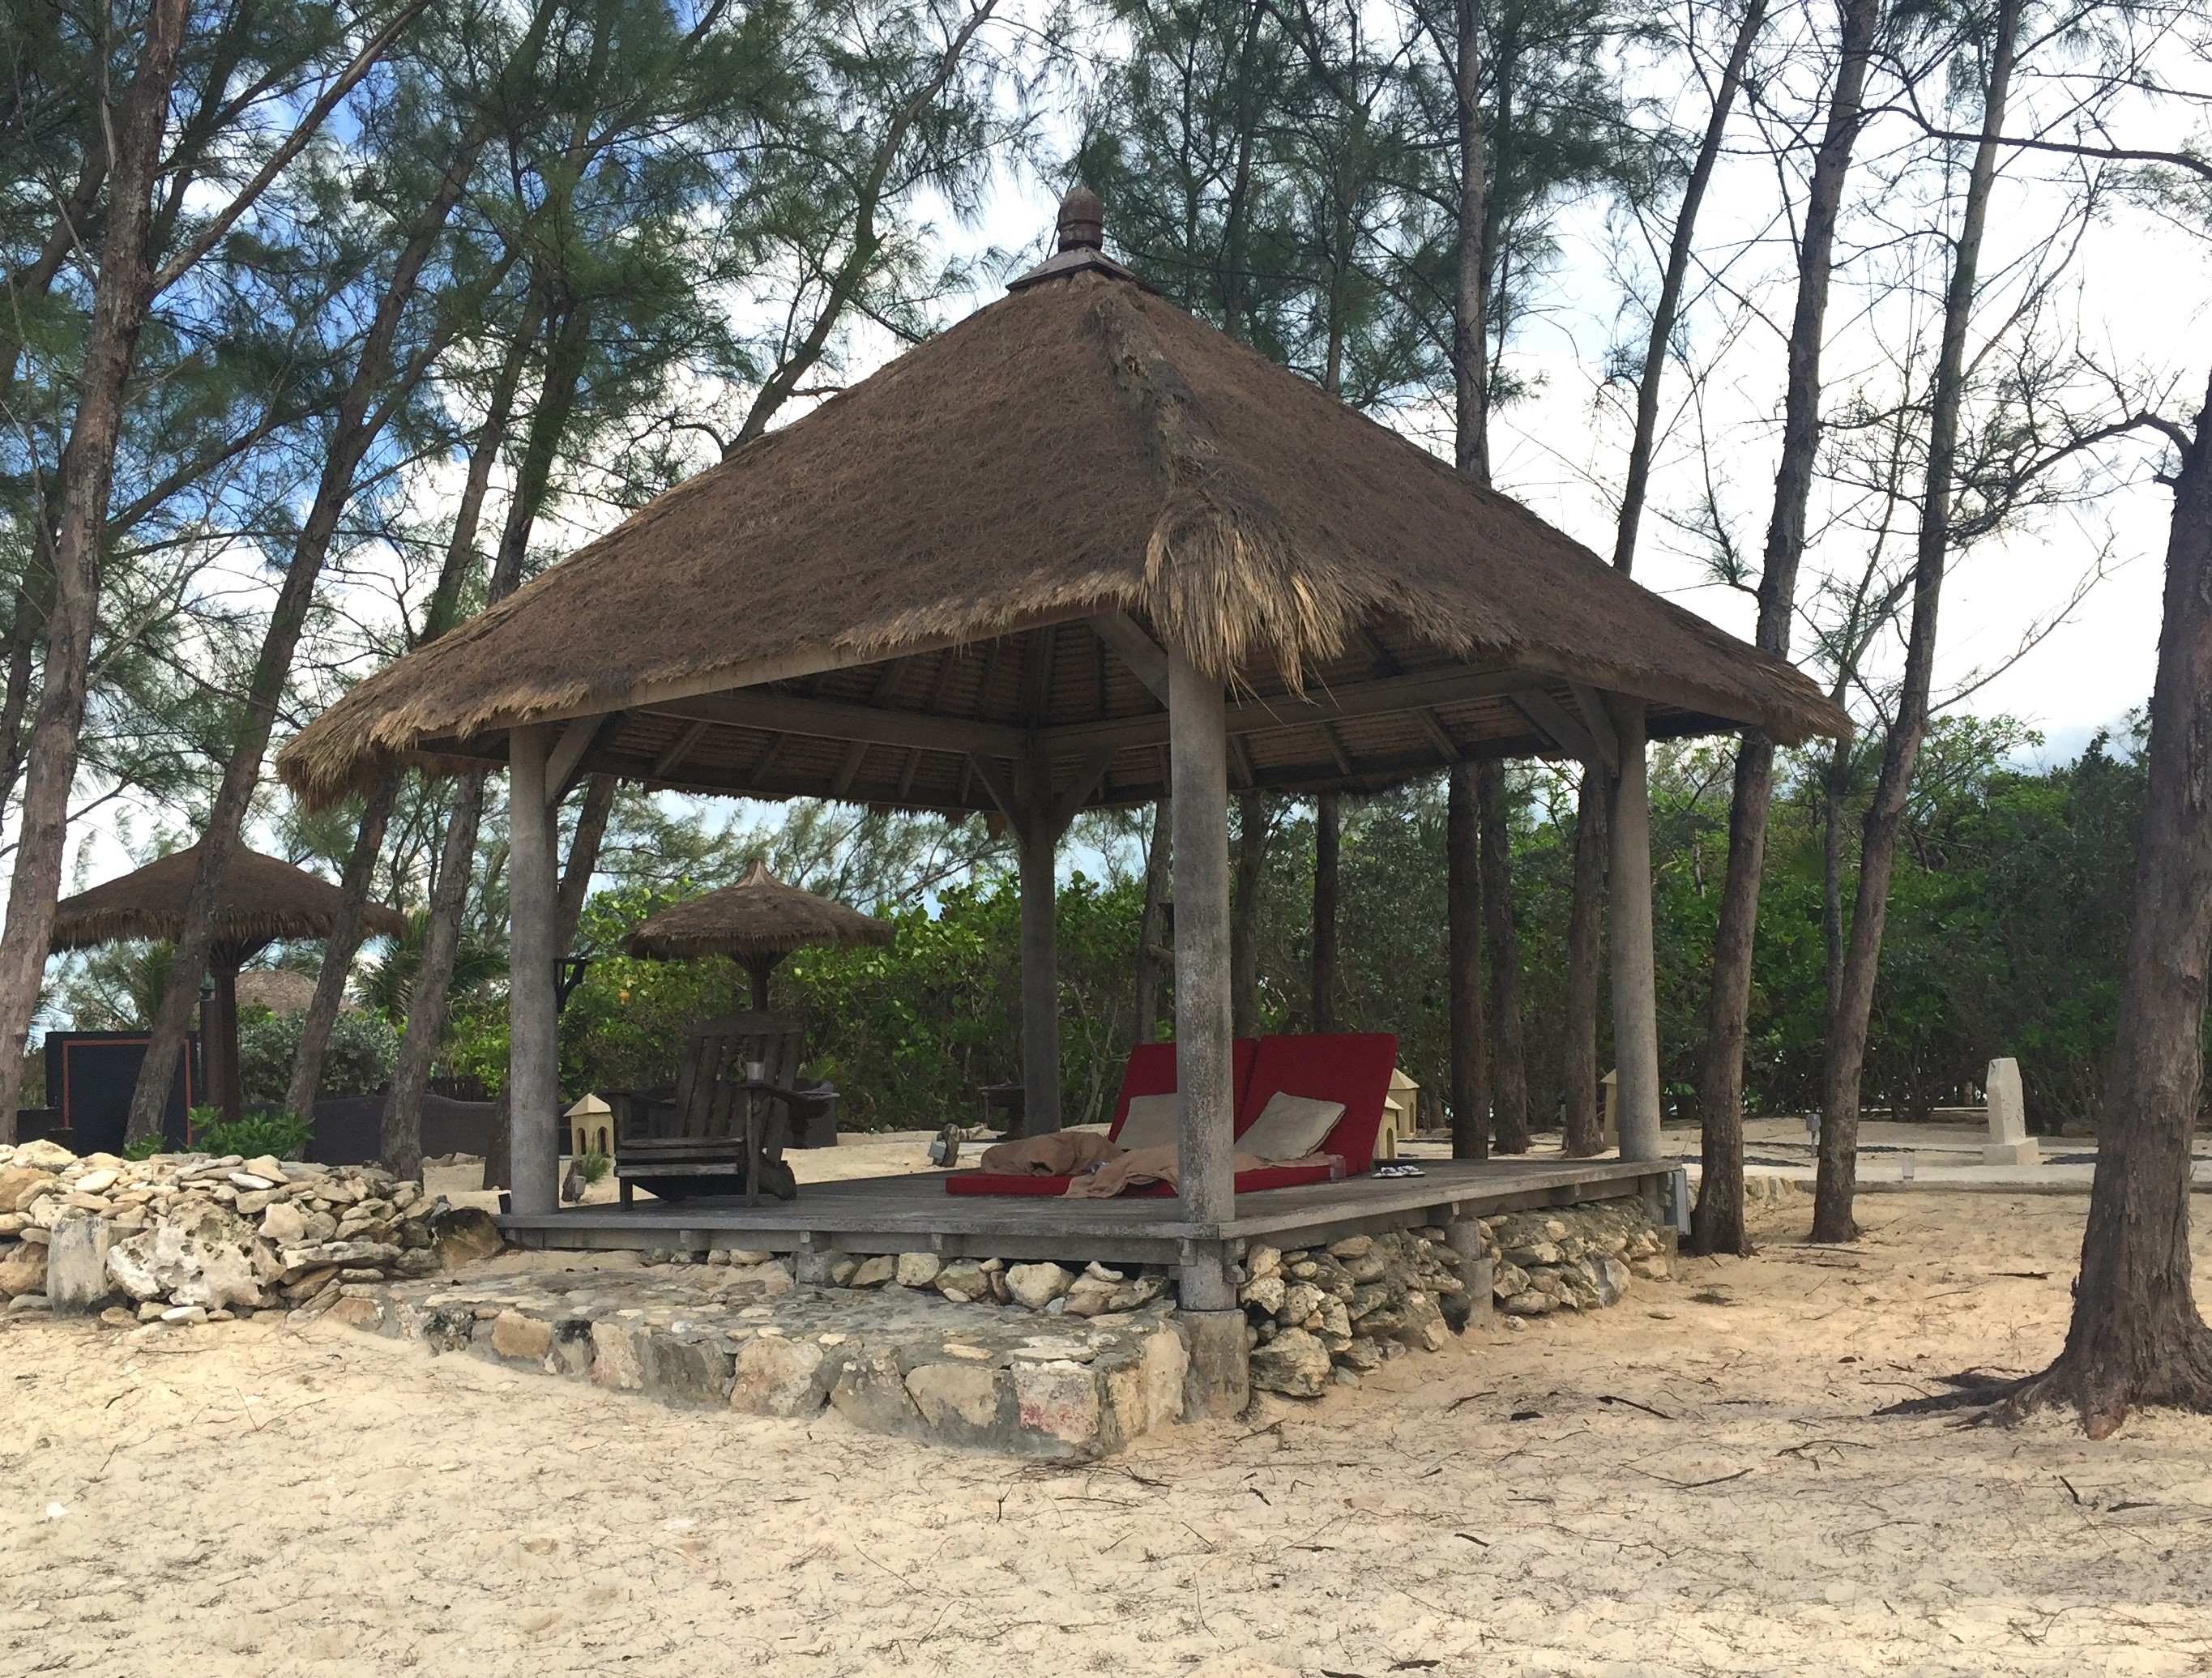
[1168, 647, 1246, 1415]
[1312, 792, 1339, 1033]
[1016, 739, 1061, 1134]
[1608, 697, 1663, 1162]
[507, 724, 562, 1215]
[207, 957, 241, 1122]
[1168, 651, 1235, 1256]
[745, 954, 778, 1012]
[1446, 762, 1488, 1159]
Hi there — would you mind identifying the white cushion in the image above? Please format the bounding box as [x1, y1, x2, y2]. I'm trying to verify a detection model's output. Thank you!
[1240, 1091, 1345, 1161]
[1116, 1092, 1179, 1151]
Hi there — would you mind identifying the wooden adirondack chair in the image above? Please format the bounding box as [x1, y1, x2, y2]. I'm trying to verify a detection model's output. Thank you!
[607, 1012, 835, 1204]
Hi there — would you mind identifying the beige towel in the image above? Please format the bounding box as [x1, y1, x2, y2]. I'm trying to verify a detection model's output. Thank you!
[1062, 1146, 1342, 1198]
[976, 1130, 1123, 1176]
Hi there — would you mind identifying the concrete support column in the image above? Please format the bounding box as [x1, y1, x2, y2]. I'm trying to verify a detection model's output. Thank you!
[1607, 697, 1663, 1163]
[1446, 1212, 1495, 1326]
[1016, 739, 1061, 1134]
[507, 724, 562, 1216]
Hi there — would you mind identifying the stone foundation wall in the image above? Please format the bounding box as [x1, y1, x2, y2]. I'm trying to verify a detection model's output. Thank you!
[1242, 1230, 1465, 1396]
[0, 1139, 499, 1334]
[1241, 1198, 1670, 1396]
[340, 1262, 1189, 1460]
[796, 1249, 1171, 1316]
[1488, 1201, 1671, 1316]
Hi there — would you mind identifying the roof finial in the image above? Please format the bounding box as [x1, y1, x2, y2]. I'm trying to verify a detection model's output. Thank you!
[1057, 186, 1104, 254]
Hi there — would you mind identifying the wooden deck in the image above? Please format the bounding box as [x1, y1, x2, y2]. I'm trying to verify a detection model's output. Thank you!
[501, 1158, 1680, 1267]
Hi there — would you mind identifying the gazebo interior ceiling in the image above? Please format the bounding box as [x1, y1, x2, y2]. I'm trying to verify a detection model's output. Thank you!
[418, 612, 1730, 816]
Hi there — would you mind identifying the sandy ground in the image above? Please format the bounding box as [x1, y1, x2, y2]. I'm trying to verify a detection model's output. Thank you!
[6, 1190, 2212, 1678]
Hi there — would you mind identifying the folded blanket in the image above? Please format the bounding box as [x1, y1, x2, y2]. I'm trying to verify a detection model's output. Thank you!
[1063, 1146, 1340, 1198]
[976, 1130, 1122, 1176]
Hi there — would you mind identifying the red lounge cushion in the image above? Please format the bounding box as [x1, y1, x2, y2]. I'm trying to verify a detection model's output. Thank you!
[1237, 1031, 1398, 1174]
[942, 1159, 1339, 1198]
[946, 1031, 1390, 1198]
[944, 1170, 1079, 1197]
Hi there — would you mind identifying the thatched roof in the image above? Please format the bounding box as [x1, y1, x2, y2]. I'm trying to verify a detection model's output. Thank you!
[279, 192, 1846, 814]
[49, 846, 409, 953]
[234, 968, 330, 1016]
[625, 859, 894, 962]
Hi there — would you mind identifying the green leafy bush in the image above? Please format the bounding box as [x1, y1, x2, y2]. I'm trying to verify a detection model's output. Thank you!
[122, 1134, 165, 1161]
[237, 1006, 399, 1108]
[192, 1110, 314, 1161]
[577, 1149, 612, 1185]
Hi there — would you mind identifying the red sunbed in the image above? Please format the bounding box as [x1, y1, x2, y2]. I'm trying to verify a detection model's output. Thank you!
[943, 1031, 1397, 1198]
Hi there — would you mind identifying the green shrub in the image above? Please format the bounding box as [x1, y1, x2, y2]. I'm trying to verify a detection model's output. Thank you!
[577, 1149, 611, 1185]
[237, 1006, 399, 1108]
[122, 1134, 165, 1161]
[193, 1110, 314, 1161]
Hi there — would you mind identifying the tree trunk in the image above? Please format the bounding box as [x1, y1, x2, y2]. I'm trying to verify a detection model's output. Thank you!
[1447, 762, 1488, 1158]
[0, 0, 190, 1137]
[2023, 373, 2212, 1432]
[280, 288, 543, 1122]
[1312, 792, 1339, 1033]
[1441, 0, 1492, 1160]
[1821, 733, 1851, 1014]
[1478, 764, 1530, 1151]
[1561, 771, 1608, 1155]
[121, 113, 510, 1145]
[1610, 0, 1768, 575]
[1231, 789, 1266, 1038]
[386, 298, 594, 1174]
[1450, 0, 1490, 486]
[555, 772, 616, 955]
[1689, 741, 1772, 1252]
[1134, 797, 1172, 1042]
[281, 774, 398, 1118]
[1891, 379, 2212, 1435]
[0, 542, 59, 815]
[384, 771, 484, 1181]
[1689, 0, 1882, 1247]
[1813, 0, 2018, 1243]
[724, 0, 1002, 451]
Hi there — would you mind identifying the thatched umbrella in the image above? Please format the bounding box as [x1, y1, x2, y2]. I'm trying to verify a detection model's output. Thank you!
[49, 845, 408, 1122]
[624, 858, 893, 1009]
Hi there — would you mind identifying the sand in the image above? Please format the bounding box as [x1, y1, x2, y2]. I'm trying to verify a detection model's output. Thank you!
[6, 1189, 2211, 1677]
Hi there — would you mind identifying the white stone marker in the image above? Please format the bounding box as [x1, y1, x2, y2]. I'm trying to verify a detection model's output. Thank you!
[45, 1211, 112, 1314]
[1983, 1057, 2039, 1167]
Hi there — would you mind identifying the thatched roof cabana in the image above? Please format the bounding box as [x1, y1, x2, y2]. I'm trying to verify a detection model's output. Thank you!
[49, 845, 407, 952]
[277, 201, 1842, 817]
[50, 845, 405, 1123]
[278, 191, 1847, 1399]
[625, 858, 893, 1008]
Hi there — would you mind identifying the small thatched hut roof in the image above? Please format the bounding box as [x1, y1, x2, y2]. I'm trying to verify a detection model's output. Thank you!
[233, 968, 339, 1016]
[279, 191, 1845, 815]
[49, 846, 408, 953]
[625, 860, 894, 963]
